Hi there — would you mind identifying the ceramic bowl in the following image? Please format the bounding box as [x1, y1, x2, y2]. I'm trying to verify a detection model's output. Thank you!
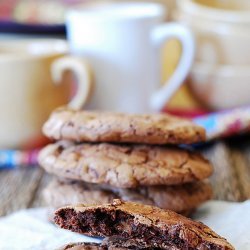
[189, 62, 250, 109]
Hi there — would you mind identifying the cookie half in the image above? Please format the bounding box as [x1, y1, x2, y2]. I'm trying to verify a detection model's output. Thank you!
[43, 108, 205, 145]
[39, 142, 213, 188]
[54, 199, 234, 250]
[44, 178, 212, 215]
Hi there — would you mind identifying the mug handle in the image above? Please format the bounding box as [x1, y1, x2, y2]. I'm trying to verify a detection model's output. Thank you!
[51, 56, 93, 109]
[150, 22, 195, 111]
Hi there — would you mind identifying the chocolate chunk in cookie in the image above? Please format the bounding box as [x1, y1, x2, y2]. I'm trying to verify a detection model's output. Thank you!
[54, 199, 234, 250]
[43, 108, 205, 145]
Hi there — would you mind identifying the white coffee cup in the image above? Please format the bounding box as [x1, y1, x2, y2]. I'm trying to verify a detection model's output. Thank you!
[66, 2, 195, 113]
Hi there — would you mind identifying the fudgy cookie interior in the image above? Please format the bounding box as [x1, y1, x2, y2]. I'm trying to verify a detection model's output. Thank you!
[55, 208, 194, 249]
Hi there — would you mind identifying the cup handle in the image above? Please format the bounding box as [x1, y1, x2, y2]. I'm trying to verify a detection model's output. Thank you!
[150, 22, 195, 111]
[51, 56, 93, 109]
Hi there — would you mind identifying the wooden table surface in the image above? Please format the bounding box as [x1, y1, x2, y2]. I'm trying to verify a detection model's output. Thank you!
[1, 135, 250, 217]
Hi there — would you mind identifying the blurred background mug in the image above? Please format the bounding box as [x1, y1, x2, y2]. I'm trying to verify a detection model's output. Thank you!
[0, 39, 92, 149]
[66, 2, 195, 113]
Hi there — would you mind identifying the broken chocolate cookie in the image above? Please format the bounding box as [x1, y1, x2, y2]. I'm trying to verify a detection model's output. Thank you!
[54, 199, 234, 250]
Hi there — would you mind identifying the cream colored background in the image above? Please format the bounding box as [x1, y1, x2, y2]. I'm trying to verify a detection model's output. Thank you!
[0, 52, 72, 149]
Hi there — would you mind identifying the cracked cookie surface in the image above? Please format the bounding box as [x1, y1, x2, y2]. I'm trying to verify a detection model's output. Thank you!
[38, 141, 213, 188]
[42, 108, 205, 145]
[44, 178, 212, 215]
[54, 199, 234, 250]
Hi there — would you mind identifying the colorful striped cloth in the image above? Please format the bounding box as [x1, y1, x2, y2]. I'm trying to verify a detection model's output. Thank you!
[0, 149, 39, 169]
[193, 106, 250, 140]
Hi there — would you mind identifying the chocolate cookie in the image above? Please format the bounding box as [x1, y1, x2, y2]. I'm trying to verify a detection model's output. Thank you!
[54, 199, 234, 250]
[42, 108, 205, 145]
[43, 179, 116, 208]
[44, 178, 212, 215]
[38, 141, 213, 188]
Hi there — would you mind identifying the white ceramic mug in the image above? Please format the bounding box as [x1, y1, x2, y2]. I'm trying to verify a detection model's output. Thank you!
[0, 39, 92, 149]
[66, 2, 195, 113]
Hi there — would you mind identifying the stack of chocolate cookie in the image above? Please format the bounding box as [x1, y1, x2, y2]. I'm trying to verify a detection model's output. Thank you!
[38, 107, 213, 216]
